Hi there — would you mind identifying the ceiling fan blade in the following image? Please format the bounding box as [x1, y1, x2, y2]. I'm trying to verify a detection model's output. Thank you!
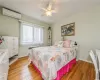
[41, 13, 49, 17]
[41, 12, 47, 17]
[47, 2, 52, 10]
[41, 8, 48, 11]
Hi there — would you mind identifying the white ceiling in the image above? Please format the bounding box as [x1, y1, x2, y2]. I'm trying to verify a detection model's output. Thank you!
[0, 0, 100, 24]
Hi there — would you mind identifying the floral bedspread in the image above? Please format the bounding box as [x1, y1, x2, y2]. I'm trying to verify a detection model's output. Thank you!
[28, 46, 77, 80]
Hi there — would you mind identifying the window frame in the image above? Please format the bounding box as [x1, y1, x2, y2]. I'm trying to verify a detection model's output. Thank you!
[20, 22, 44, 45]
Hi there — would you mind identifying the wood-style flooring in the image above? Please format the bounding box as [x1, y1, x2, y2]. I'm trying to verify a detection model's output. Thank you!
[8, 56, 95, 80]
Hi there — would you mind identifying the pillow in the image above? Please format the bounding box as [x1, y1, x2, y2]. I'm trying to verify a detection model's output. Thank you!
[63, 40, 71, 48]
[70, 41, 76, 47]
[96, 49, 100, 71]
[54, 41, 63, 47]
[57, 41, 63, 47]
[54, 42, 58, 46]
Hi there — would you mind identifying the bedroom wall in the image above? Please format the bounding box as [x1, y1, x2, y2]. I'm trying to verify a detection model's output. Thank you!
[0, 7, 50, 57]
[52, 5, 100, 61]
[0, 8, 19, 37]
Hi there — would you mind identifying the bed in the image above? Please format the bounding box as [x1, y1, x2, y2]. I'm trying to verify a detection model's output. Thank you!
[28, 40, 78, 80]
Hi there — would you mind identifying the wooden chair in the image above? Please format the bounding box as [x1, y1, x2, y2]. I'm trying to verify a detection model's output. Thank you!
[89, 50, 99, 80]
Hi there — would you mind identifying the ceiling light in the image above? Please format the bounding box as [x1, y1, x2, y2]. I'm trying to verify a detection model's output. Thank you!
[46, 11, 52, 16]
[40, 0, 57, 17]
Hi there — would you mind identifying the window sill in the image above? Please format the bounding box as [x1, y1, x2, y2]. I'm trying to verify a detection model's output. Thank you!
[20, 43, 44, 47]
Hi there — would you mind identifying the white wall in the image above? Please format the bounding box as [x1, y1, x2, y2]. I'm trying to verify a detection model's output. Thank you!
[0, 8, 19, 37]
[0, 7, 50, 57]
[52, 5, 100, 61]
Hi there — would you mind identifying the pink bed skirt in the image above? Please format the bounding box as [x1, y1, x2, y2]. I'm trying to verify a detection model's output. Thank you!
[31, 58, 76, 80]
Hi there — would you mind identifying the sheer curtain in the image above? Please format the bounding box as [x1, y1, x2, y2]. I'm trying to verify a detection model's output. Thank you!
[21, 23, 44, 45]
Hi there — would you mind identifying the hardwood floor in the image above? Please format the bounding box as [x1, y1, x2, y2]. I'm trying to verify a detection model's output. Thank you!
[8, 57, 95, 80]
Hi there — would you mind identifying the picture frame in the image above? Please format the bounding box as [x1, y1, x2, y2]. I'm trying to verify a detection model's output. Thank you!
[61, 22, 75, 36]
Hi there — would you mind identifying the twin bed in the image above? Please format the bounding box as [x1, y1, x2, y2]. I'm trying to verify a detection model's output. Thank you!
[28, 40, 78, 80]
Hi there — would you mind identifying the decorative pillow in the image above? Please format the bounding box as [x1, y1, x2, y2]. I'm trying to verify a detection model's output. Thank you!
[54, 41, 63, 47]
[57, 41, 63, 47]
[70, 41, 75, 47]
[63, 40, 71, 48]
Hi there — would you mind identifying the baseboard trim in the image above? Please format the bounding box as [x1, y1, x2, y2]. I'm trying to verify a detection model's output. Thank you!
[79, 58, 92, 63]
[18, 56, 28, 59]
[9, 56, 18, 65]
[18, 54, 28, 58]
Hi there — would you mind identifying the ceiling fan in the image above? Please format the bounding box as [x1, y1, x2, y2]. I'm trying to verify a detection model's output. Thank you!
[40, 0, 57, 16]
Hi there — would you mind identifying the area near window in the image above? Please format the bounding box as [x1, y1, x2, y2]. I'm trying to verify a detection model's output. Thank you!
[20, 22, 43, 45]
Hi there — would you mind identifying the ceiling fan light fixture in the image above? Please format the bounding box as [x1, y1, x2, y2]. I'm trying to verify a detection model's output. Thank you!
[40, 0, 57, 17]
[46, 11, 52, 16]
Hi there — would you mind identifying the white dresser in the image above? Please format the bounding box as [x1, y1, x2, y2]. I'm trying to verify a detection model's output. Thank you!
[1, 36, 19, 58]
[0, 49, 9, 80]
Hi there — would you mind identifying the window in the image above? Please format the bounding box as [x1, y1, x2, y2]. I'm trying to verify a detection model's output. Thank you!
[34, 27, 43, 44]
[20, 23, 43, 45]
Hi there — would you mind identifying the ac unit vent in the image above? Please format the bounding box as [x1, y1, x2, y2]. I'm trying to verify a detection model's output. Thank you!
[2, 8, 22, 19]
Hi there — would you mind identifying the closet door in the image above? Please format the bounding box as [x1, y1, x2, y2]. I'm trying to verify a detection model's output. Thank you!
[13, 37, 18, 56]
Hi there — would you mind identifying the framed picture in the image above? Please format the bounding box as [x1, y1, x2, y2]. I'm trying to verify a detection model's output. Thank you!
[61, 22, 75, 36]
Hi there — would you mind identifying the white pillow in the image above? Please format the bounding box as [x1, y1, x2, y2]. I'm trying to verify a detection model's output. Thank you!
[54, 41, 63, 47]
[70, 41, 75, 47]
[58, 41, 63, 47]
[96, 49, 100, 70]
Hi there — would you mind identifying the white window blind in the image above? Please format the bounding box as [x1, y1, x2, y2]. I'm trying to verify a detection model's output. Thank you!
[34, 27, 43, 44]
[20, 23, 44, 45]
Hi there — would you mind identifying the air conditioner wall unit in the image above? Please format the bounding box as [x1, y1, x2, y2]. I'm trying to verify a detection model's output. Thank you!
[2, 8, 22, 19]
